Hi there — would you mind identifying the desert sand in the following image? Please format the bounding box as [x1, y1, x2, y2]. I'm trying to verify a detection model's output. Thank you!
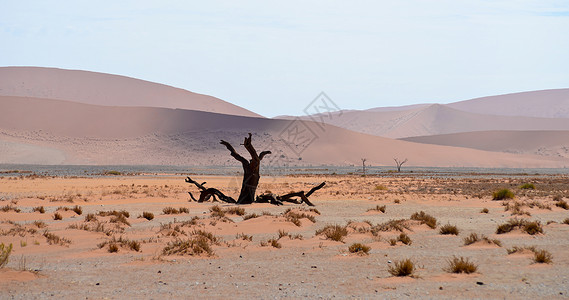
[1, 172, 569, 299]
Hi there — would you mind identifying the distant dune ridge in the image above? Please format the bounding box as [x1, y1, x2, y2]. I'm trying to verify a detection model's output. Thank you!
[0, 67, 568, 168]
[0, 66, 262, 118]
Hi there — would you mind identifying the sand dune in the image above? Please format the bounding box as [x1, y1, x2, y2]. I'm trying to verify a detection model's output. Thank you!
[446, 89, 569, 118]
[402, 130, 569, 158]
[289, 104, 569, 139]
[0, 66, 262, 118]
[0, 96, 566, 168]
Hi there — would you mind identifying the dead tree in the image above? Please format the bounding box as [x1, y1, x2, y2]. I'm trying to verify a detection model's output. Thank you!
[186, 133, 325, 206]
[361, 158, 367, 176]
[394, 158, 408, 172]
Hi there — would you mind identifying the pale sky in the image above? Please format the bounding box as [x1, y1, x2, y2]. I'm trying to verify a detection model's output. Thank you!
[1, 1, 568, 117]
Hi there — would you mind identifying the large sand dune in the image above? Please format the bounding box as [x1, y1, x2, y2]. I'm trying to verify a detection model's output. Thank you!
[288, 104, 569, 139]
[403, 130, 569, 158]
[0, 96, 566, 168]
[0, 67, 262, 118]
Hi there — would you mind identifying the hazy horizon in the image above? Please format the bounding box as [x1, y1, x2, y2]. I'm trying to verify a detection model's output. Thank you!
[2, 1, 568, 117]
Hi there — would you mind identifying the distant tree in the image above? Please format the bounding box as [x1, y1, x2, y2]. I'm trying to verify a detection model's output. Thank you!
[361, 158, 367, 176]
[394, 158, 408, 172]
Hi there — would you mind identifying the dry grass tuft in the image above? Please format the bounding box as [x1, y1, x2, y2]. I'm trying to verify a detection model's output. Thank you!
[110, 214, 131, 226]
[555, 199, 569, 210]
[32, 206, 45, 214]
[98, 210, 130, 218]
[283, 209, 316, 226]
[410, 211, 437, 229]
[224, 207, 246, 216]
[463, 233, 501, 247]
[367, 205, 386, 213]
[141, 211, 154, 220]
[445, 256, 478, 274]
[533, 249, 553, 264]
[98, 236, 141, 252]
[480, 208, 489, 214]
[315, 224, 348, 242]
[162, 230, 220, 256]
[388, 259, 415, 277]
[372, 219, 411, 234]
[496, 218, 543, 235]
[163, 207, 189, 215]
[53, 212, 63, 220]
[72, 205, 83, 215]
[563, 218, 569, 225]
[506, 245, 537, 255]
[439, 224, 459, 235]
[493, 189, 515, 200]
[84, 213, 97, 222]
[242, 213, 260, 220]
[236, 233, 253, 241]
[1, 205, 21, 213]
[43, 230, 71, 246]
[520, 183, 536, 190]
[0, 243, 13, 268]
[398, 233, 413, 245]
[348, 243, 370, 255]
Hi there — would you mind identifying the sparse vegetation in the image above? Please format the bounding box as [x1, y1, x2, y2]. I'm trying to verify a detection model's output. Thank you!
[398, 233, 412, 245]
[98, 236, 141, 252]
[53, 212, 63, 220]
[439, 224, 459, 235]
[224, 207, 246, 216]
[43, 231, 71, 246]
[110, 214, 131, 226]
[242, 213, 260, 220]
[163, 207, 189, 214]
[98, 210, 130, 218]
[1, 205, 21, 213]
[32, 206, 45, 214]
[367, 205, 386, 213]
[315, 224, 348, 242]
[493, 189, 515, 200]
[236, 233, 253, 241]
[410, 211, 437, 229]
[555, 199, 569, 210]
[388, 259, 415, 277]
[141, 211, 154, 220]
[463, 233, 501, 247]
[348, 243, 370, 255]
[507, 245, 537, 255]
[72, 205, 83, 215]
[445, 256, 478, 274]
[85, 213, 97, 222]
[0, 243, 13, 268]
[162, 231, 220, 256]
[520, 183, 535, 190]
[533, 249, 553, 264]
[371, 219, 411, 234]
[496, 218, 543, 235]
[283, 209, 316, 226]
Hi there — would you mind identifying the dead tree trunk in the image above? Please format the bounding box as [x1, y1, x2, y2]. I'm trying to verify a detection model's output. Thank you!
[394, 158, 408, 172]
[220, 133, 271, 204]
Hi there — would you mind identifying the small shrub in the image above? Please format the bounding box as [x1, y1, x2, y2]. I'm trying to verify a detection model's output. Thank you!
[108, 243, 119, 253]
[555, 199, 569, 210]
[33, 221, 47, 228]
[367, 205, 386, 213]
[268, 238, 281, 249]
[348, 243, 370, 255]
[43, 231, 71, 246]
[236, 233, 253, 241]
[98, 210, 130, 218]
[410, 211, 437, 229]
[277, 229, 290, 239]
[389, 238, 397, 246]
[439, 224, 459, 235]
[463, 233, 480, 245]
[507, 245, 537, 255]
[388, 259, 415, 277]
[445, 256, 478, 274]
[242, 213, 259, 220]
[480, 208, 489, 214]
[315, 225, 348, 242]
[533, 249, 552, 264]
[53, 212, 63, 220]
[141, 211, 154, 220]
[520, 183, 535, 190]
[162, 237, 214, 256]
[0, 243, 13, 268]
[523, 221, 543, 235]
[372, 219, 411, 233]
[105, 170, 121, 176]
[1, 205, 21, 213]
[32, 206, 45, 214]
[393, 199, 400, 204]
[163, 207, 188, 215]
[84, 213, 97, 222]
[398, 233, 412, 245]
[493, 189, 514, 200]
[209, 205, 225, 218]
[224, 207, 246, 216]
[72, 205, 83, 215]
[110, 214, 131, 226]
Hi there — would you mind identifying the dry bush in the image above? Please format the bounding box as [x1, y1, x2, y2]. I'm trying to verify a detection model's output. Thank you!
[367, 205, 386, 213]
[388, 259, 415, 277]
[162, 230, 219, 256]
[224, 207, 246, 216]
[315, 224, 348, 242]
[33, 221, 47, 228]
[277, 229, 290, 239]
[268, 238, 282, 248]
[520, 183, 536, 190]
[480, 208, 489, 214]
[53, 212, 63, 220]
[504, 201, 531, 216]
[533, 249, 553, 264]
[141, 211, 154, 220]
[72, 205, 83, 215]
[506, 245, 537, 255]
[1, 205, 21, 213]
[236, 233, 253, 241]
[209, 205, 225, 218]
[439, 224, 459, 235]
[98, 210, 130, 218]
[110, 214, 131, 226]
[389, 238, 398, 246]
[445, 256, 478, 274]
[84, 213, 97, 222]
[493, 189, 515, 200]
[555, 199, 569, 210]
[0, 243, 13, 268]
[283, 209, 316, 226]
[496, 218, 543, 235]
[32, 206, 45, 214]
[398, 233, 412, 245]
[410, 211, 437, 229]
[372, 219, 411, 234]
[463, 233, 501, 247]
[43, 230, 71, 246]
[163, 207, 189, 215]
[98, 236, 141, 252]
[242, 213, 260, 220]
[348, 243, 370, 255]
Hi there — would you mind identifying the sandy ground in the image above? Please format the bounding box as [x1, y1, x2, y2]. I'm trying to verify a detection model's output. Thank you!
[1, 173, 569, 299]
